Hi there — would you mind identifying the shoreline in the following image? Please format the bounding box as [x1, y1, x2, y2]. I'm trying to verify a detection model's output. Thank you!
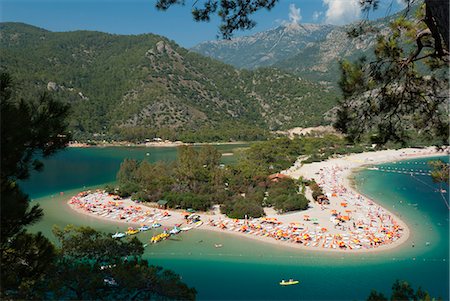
[67, 141, 251, 148]
[65, 147, 446, 253]
[284, 147, 446, 252]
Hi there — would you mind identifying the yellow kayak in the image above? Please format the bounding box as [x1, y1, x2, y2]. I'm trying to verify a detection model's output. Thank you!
[279, 280, 299, 286]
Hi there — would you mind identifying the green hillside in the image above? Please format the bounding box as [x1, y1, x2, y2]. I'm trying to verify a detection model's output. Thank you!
[1, 22, 339, 142]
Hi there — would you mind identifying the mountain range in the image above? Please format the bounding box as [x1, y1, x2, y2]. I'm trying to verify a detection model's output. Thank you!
[192, 18, 390, 84]
[1, 22, 339, 141]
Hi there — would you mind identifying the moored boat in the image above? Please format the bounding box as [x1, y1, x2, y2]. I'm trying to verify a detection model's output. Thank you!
[112, 232, 125, 239]
[139, 225, 150, 231]
[169, 227, 181, 235]
[151, 232, 171, 243]
[125, 227, 139, 235]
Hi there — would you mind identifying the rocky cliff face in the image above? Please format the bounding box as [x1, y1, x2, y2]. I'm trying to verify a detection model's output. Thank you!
[192, 19, 390, 84]
[192, 23, 335, 70]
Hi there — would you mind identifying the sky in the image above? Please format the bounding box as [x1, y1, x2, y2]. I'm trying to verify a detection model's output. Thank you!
[0, 0, 405, 48]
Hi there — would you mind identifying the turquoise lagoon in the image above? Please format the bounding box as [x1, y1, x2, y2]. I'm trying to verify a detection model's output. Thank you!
[26, 148, 449, 300]
[22, 144, 245, 199]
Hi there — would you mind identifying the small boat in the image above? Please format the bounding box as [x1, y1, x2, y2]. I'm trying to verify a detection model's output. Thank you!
[152, 223, 162, 228]
[180, 226, 192, 231]
[112, 232, 125, 239]
[139, 225, 150, 231]
[214, 244, 223, 248]
[195, 221, 203, 228]
[280, 279, 299, 286]
[151, 232, 170, 243]
[169, 227, 181, 235]
[126, 228, 139, 235]
[104, 277, 118, 286]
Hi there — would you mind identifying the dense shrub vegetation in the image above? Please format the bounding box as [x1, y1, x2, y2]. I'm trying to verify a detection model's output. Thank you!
[112, 134, 377, 218]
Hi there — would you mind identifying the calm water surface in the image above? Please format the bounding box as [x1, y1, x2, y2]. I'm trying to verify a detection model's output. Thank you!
[26, 150, 449, 300]
[22, 144, 245, 199]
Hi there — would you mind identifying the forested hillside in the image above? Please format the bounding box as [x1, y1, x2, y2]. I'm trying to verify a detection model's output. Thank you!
[1, 22, 338, 142]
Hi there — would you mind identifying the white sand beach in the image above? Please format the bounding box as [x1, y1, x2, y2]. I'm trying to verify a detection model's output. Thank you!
[67, 147, 446, 253]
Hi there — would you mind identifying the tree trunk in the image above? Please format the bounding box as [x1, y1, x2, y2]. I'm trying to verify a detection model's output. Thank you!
[425, 0, 449, 51]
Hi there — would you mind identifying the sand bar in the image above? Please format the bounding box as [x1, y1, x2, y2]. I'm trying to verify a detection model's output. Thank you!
[67, 147, 446, 253]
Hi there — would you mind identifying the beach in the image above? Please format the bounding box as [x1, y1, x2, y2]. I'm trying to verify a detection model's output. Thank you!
[67, 147, 446, 253]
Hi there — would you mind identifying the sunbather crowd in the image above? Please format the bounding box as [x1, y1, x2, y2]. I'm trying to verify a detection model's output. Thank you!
[69, 165, 404, 251]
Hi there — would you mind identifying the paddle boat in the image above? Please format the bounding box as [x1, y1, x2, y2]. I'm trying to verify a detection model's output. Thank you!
[169, 227, 181, 235]
[125, 227, 139, 235]
[280, 279, 299, 286]
[151, 232, 171, 243]
[139, 225, 150, 231]
[111, 232, 125, 239]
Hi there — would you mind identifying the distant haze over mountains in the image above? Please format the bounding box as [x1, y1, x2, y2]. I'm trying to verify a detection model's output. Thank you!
[192, 23, 336, 71]
[192, 21, 385, 84]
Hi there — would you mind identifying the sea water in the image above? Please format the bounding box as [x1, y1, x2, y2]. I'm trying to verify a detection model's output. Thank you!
[21, 144, 245, 199]
[25, 150, 449, 300]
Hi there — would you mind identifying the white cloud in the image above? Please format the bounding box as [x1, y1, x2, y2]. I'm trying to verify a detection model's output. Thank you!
[288, 3, 302, 24]
[323, 0, 361, 25]
[312, 11, 323, 22]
